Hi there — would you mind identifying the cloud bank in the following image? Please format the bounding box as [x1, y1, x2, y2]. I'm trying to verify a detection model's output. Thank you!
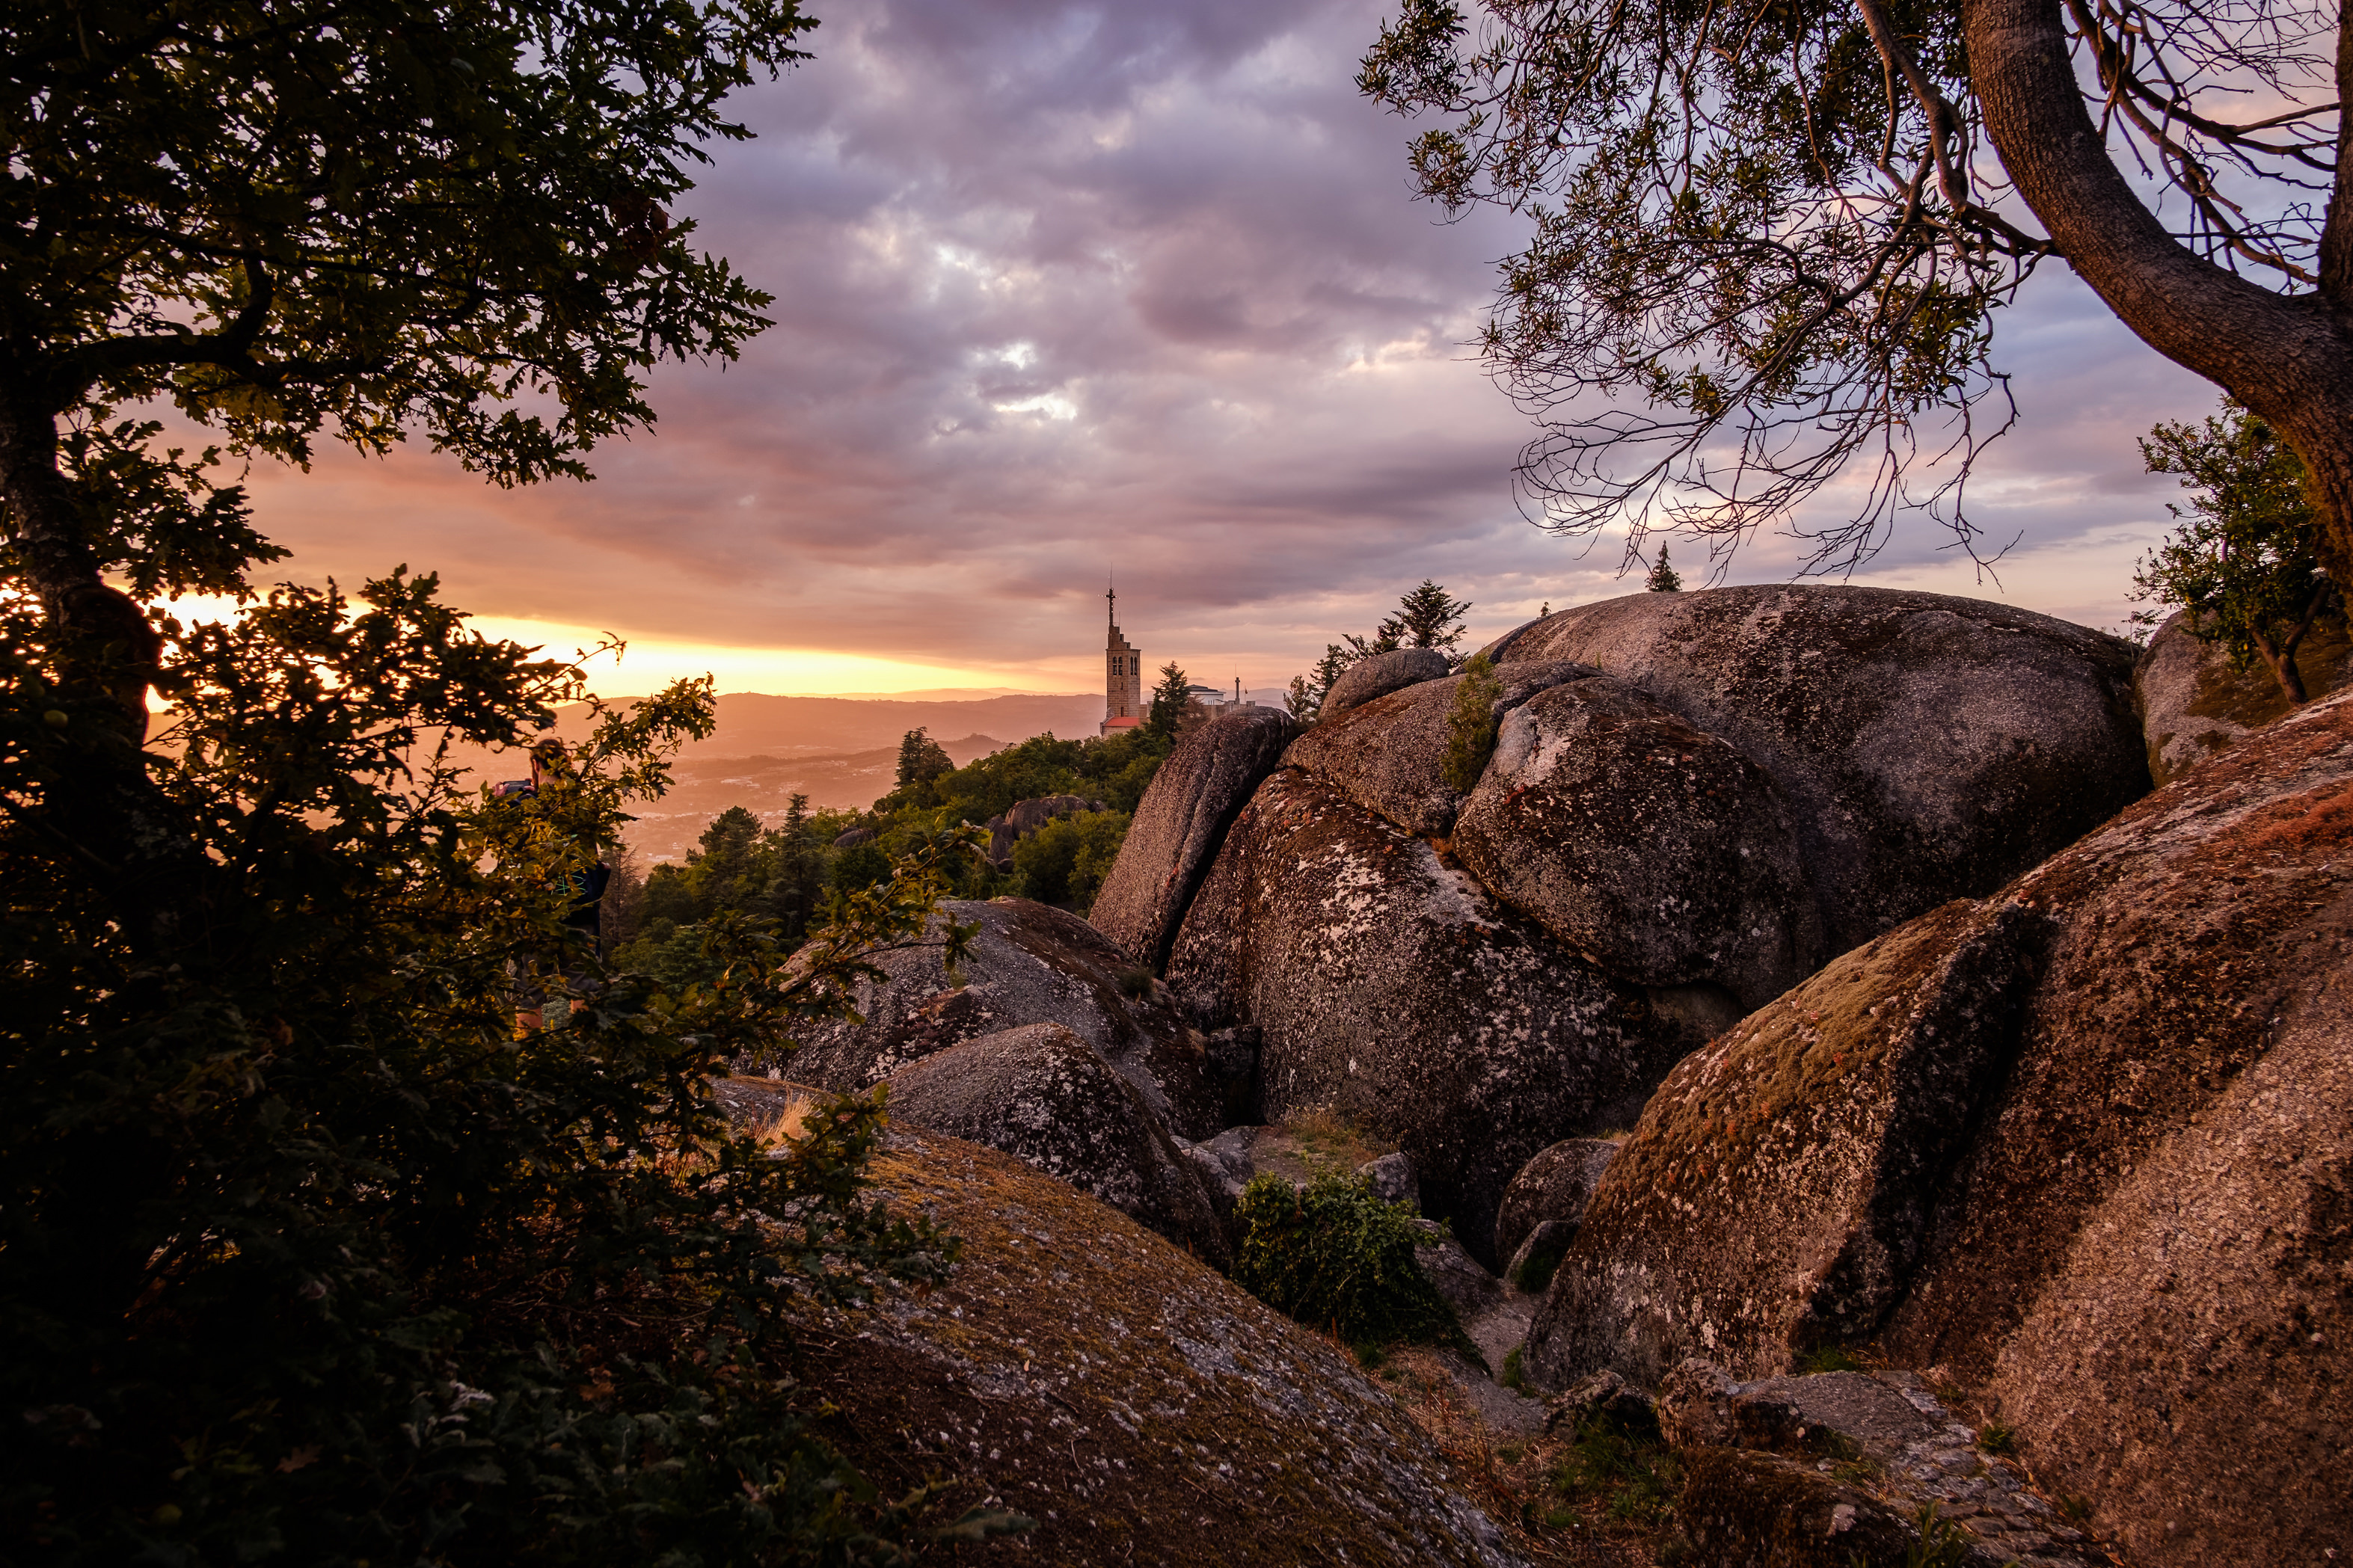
[235, 0, 2223, 692]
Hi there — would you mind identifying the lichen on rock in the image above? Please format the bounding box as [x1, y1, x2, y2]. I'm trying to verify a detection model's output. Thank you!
[1166, 768, 1682, 1267]
[797, 1128, 1532, 1568]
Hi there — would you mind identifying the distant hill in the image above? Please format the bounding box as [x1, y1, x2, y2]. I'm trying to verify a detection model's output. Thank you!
[425, 691, 1103, 861]
[624, 732, 1005, 861]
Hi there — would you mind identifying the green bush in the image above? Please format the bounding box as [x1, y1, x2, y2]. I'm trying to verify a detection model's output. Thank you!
[1231, 1174, 1470, 1356]
[1, 575, 1014, 1564]
[1010, 808, 1132, 913]
[1550, 1403, 1682, 1525]
[1509, 1227, 1574, 1294]
[1441, 654, 1503, 793]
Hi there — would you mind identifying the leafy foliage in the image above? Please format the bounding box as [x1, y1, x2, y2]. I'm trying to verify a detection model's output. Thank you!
[1441, 654, 1504, 793]
[3, 0, 814, 485]
[1548, 1402, 1681, 1528]
[880, 728, 1168, 823]
[1509, 1229, 1574, 1295]
[615, 796, 847, 983]
[0, 572, 1010, 1564]
[1008, 809, 1133, 915]
[2132, 400, 2343, 703]
[0, 4, 1040, 1556]
[1230, 1175, 1472, 1357]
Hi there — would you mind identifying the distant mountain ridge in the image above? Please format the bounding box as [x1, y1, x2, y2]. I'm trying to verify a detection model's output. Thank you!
[571, 691, 1102, 760]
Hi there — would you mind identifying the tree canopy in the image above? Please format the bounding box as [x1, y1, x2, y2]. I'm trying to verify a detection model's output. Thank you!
[1360, 0, 2353, 579]
[2133, 401, 2344, 702]
[3, 0, 820, 968]
[1, 3, 1039, 1557]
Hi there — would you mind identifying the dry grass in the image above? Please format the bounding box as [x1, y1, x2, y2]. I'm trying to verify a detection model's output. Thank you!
[1278, 1105, 1397, 1175]
[746, 1095, 820, 1151]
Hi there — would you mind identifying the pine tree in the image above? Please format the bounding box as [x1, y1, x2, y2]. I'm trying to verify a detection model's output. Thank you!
[1646, 545, 1683, 592]
[1145, 660, 1194, 740]
[1442, 654, 1506, 792]
[895, 726, 954, 792]
[1381, 579, 1473, 651]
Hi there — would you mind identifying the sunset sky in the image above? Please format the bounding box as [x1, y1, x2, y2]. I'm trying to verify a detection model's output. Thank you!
[228, 0, 2220, 698]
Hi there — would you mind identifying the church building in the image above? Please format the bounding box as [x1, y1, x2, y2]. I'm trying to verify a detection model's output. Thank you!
[1102, 587, 1142, 736]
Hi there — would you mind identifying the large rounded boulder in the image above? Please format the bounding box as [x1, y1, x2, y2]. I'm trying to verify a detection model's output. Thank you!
[779, 897, 1230, 1140]
[1452, 675, 1823, 1009]
[1164, 767, 1687, 1267]
[1319, 646, 1452, 720]
[1283, 658, 1600, 839]
[1483, 585, 2150, 951]
[1089, 707, 1298, 971]
[800, 1128, 1529, 1568]
[883, 1021, 1228, 1267]
[1526, 686, 2353, 1568]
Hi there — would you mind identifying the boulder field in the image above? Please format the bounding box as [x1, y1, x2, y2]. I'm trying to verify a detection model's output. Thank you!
[1528, 684, 2353, 1568]
[1120, 586, 2151, 1258]
[710, 582, 2345, 1565]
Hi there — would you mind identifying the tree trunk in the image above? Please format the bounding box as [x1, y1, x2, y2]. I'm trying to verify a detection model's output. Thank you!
[0, 381, 222, 971]
[2250, 627, 2310, 705]
[1962, 0, 2353, 579]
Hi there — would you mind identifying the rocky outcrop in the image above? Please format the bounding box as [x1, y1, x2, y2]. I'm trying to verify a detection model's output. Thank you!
[2134, 605, 2351, 784]
[1491, 1138, 1618, 1267]
[984, 793, 1099, 868]
[883, 1022, 1228, 1267]
[1283, 658, 1599, 838]
[1528, 686, 2353, 1568]
[779, 897, 1233, 1140]
[1165, 769, 1683, 1266]
[799, 1128, 1530, 1568]
[1530, 896, 2051, 1385]
[1319, 646, 1451, 721]
[1655, 1361, 2101, 1568]
[1088, 707, 1298, 971]
[1483, 585, 2150, 952]
[1453, 675, 1823, 1007]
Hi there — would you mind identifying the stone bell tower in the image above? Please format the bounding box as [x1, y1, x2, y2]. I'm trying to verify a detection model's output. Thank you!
[1102, 585, 1141, 735]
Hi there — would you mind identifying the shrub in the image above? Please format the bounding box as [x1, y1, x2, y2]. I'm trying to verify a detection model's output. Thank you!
[1231, 1174, 1471, 1356]
[1010, 808, 1132, 914]
[1441, 654, 1504, 793]
[1510, 1228, 1574, 1294]
[1550, 1402, 1681, 1525]
[1796, 1343, 1867, 1374]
